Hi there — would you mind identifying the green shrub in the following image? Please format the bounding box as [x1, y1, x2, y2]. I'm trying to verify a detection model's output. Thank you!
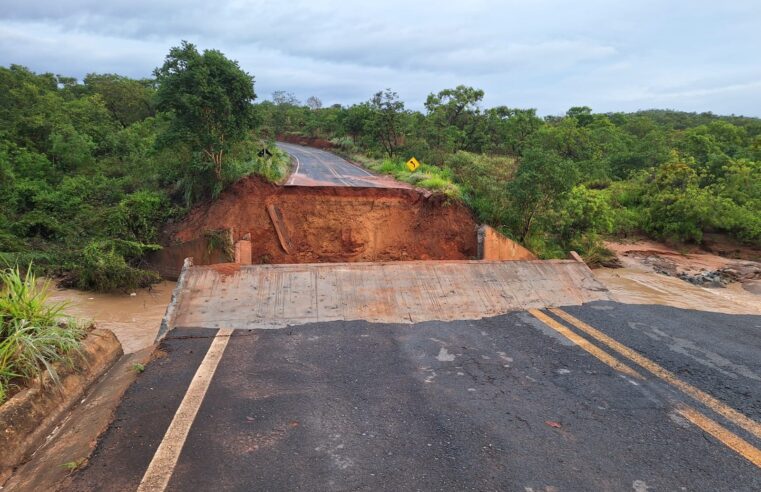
[330, 136, 357, 153]
[569, 234, 619, 268]
[251, 144, 291, 182]
[76, 240, 161, 292]
[113, 190, 171, 243]
[552, 185, 614, 245]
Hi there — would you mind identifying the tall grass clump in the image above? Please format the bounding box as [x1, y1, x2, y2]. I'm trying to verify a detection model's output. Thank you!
[351, 155, 462, 198]
[0, 265, 85, 403]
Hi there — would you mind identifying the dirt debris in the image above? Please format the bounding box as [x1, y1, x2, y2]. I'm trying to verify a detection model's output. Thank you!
[606, 239, 761, 287]
[596, 238, 761, 314]
[277, 134, 335, 150]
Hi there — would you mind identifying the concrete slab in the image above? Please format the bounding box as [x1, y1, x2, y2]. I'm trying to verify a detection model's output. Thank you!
[171, 260, 610, 330]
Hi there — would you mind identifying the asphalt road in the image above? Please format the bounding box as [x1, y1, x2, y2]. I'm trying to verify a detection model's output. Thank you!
[68, 301, 761, 491]
[277, 142, 390, 187]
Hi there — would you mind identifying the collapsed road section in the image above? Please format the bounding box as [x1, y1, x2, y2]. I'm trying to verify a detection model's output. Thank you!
[149, 176, 486, 277]
[67, 146, 761, 490]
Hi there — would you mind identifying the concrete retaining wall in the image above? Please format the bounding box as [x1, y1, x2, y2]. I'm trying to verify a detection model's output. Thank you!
[478, 225, 537, 261]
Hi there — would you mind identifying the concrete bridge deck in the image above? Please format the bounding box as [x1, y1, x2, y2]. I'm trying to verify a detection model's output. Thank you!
[167, 259, 610, 331]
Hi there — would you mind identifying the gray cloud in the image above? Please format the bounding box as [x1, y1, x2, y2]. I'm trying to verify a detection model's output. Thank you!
[1, 0, 760, 115]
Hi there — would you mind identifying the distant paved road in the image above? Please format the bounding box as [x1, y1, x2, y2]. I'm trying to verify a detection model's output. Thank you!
[277, 142, 403, 188]
[70, 302, 761, 491]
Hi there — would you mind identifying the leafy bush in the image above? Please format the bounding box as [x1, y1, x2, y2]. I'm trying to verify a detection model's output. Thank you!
[0, 265, 85, 402]
[251, 144, 291, 183]
[506, 148, 579, 242]
[76, 240, 161, 292]
[552, 186, 614, 245]
[330, 136, 358, 153]
[113, 190, 171, 243]
[447, 151, 518, 224]
[570, 234, 619, 268]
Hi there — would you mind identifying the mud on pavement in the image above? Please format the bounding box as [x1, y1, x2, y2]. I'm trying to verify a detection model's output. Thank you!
[149, 176, 479, 277]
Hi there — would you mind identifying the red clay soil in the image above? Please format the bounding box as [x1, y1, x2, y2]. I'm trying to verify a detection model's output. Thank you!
[277, 134, 335, 150]
[151, 176, 478, 275]
[210, 263, 242, 276]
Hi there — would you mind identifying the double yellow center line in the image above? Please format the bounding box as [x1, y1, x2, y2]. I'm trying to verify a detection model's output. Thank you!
[529, 307, 761, 469]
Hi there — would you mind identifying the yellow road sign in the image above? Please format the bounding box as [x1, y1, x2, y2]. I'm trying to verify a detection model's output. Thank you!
[406, 156, 420, 172]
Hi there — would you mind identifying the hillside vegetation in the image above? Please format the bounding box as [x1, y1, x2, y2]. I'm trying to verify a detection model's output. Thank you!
[2, 44, 759, 290]
[0, 43, 288, 290]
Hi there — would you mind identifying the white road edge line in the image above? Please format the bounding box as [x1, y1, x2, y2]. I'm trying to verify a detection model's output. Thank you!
[137, 328, 234, 492]
[342, 158, 374, 177]
[286, 153, 301, 185]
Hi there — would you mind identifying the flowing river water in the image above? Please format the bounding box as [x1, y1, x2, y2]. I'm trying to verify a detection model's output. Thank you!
[47, 280, 176, 354]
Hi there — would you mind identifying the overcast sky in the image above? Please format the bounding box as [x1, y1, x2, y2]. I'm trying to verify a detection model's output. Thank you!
[2, 0, 760, 116]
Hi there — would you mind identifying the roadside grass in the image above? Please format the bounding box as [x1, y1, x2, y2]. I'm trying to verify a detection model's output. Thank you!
[246, 141, 291, 183]
[347, 154, 463, 199]
[0, 265, 85, 403]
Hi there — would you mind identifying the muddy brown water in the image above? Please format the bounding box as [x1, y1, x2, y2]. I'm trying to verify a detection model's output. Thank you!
[47, 281, 175, 353]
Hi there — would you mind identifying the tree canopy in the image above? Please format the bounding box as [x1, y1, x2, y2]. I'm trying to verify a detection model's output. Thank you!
[154, 41, 256, 181]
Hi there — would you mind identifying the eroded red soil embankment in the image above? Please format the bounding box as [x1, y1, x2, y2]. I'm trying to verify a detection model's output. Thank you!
[277, 134, 335, 150]
[150, 176, 478, 277]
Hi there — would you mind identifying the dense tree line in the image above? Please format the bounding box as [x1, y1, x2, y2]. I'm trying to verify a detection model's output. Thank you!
[255, 86, 761, 259]
[0, 43, 286, 290]
[2, 43, 759, 291]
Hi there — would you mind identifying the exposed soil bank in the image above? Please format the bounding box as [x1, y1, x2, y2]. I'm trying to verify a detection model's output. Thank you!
[277, 134, 335, 150]
[151, 176, 479, 277]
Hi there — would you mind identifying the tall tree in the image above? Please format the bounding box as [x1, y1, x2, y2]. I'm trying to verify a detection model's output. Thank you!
[369, 89, 405, 158]
[508, 148, 579, 242]
[341, 103, 372, 144]
[154, 41, 256, 181]
[306, 96, 323, 110]
[270, 90, 302, 134]
[484, 106, 543, 156]
[424, 85, 485, 152]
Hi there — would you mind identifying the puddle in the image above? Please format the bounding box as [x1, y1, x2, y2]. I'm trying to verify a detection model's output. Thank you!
[47, 281, 176, 353]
